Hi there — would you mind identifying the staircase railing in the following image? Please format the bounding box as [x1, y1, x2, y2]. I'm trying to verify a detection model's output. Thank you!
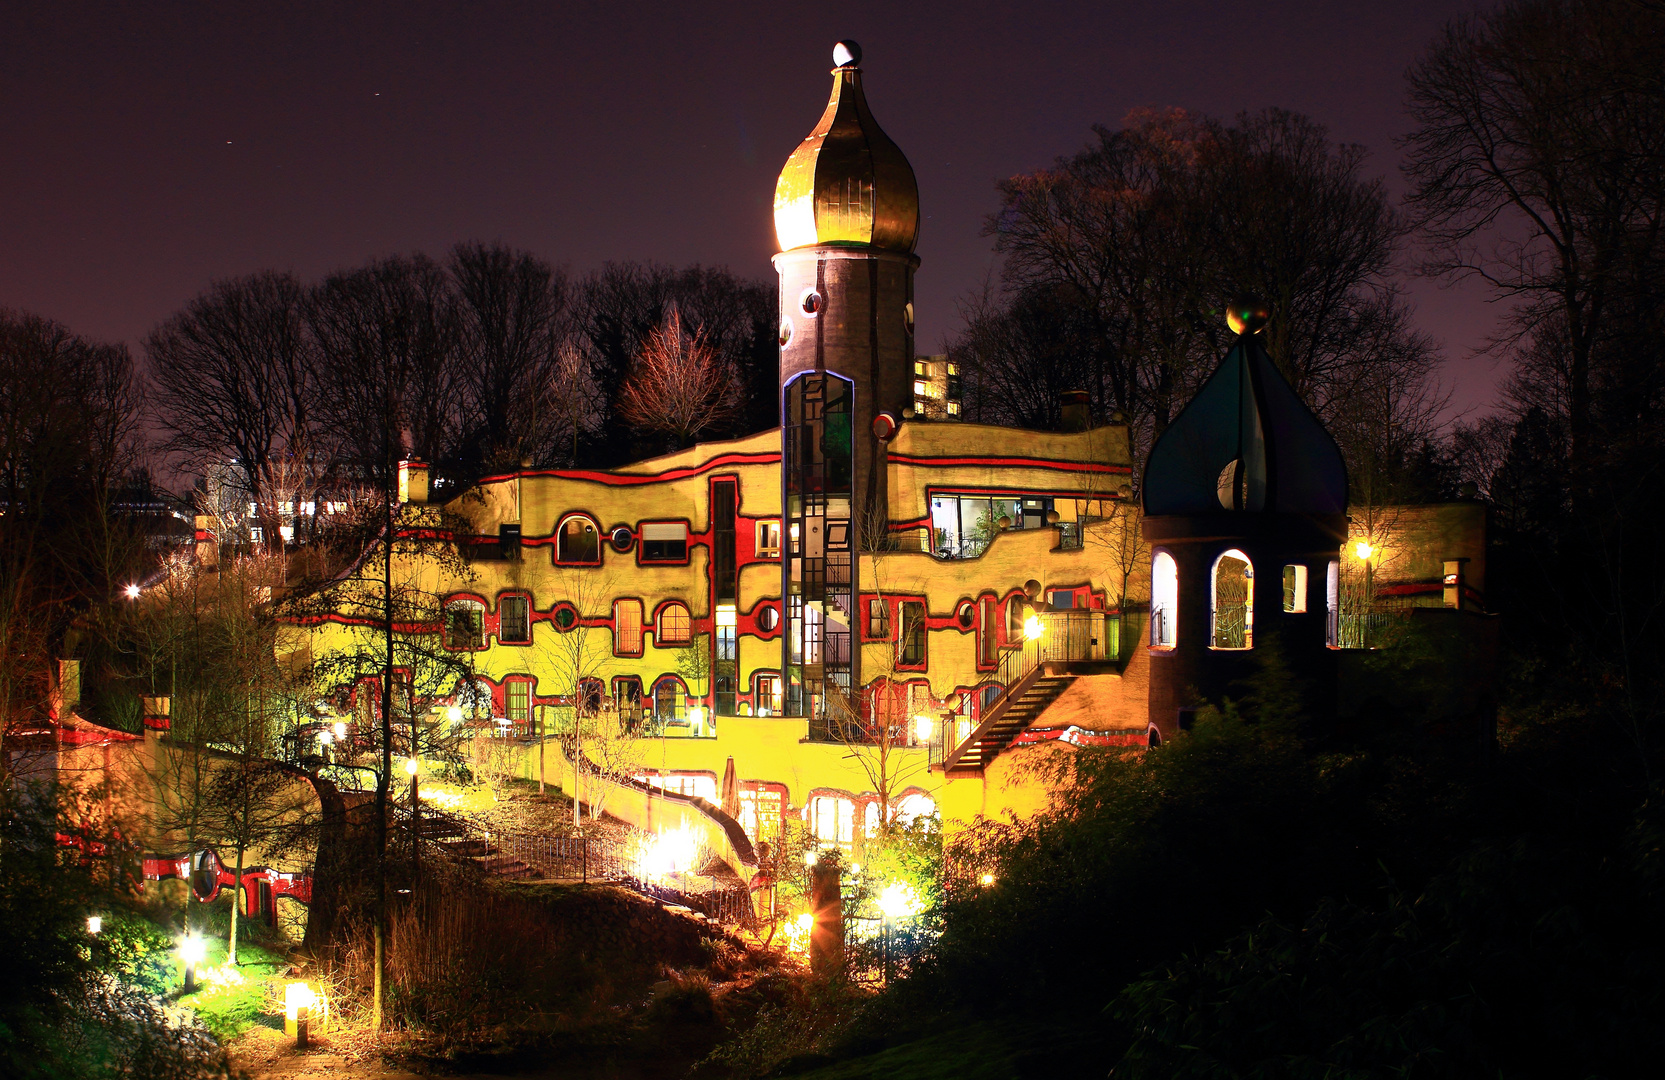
[933, 610, 1114, 771]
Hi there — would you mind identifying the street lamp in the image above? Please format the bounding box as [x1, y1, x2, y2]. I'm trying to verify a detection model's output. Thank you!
[1353, 540, 1374, 560]
[178, 932, 206, 993]
[123, 583, 141, 600]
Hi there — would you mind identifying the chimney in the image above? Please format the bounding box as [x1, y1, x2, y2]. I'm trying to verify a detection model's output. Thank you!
[1059, 390, 1091, 432]
[398, 460, 430, 504]
[194, 514, 218, 567]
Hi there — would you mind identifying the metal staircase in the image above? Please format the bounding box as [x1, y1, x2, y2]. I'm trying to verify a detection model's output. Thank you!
[941, 671, 1075, 775]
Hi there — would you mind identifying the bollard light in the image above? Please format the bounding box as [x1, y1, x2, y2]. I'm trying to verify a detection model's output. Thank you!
[912, 714, 933, 743]
[979, 872, 996, 887]
[283, 980, 326, 1042]
[86, 915, 103, 935]
[445, 704, 463, 725]
[178, 932, 206, 993]
[404, 757, 419, 777]
[333, 720, 347, 740]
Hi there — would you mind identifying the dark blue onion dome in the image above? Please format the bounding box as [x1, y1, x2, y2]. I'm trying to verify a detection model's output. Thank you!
[1142, 303, 1347, 516]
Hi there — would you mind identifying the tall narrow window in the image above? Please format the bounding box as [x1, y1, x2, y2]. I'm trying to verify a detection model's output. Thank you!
[657, 602, 692, 644]
[505, 680, 531, 726]
[1151, 552, 1178, 648]
[613, 599, 643, 656]
[1211, 549, 1254, 649]
[713, 481, 737, 601]
[979, 596, 997, 665]
[899, 601, 926, 666]
[498, 595, 530, 643]
[1282, 565, 1309, 613]
[867, 597, 889, 638]
[1326, 559, 1340, 647]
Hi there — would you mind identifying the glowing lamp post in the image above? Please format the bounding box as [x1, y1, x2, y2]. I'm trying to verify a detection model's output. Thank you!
[283, 981, 325, 1046]
[86, 915, 103, 935]
[1023, 612, 1045, 641]
[178, 932, 206, 994]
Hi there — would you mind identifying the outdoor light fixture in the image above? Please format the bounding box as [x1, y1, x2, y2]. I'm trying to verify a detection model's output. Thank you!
[318, 730, 333, 746]
[178, 932, 206, 993]
[1023, 613, 1045, 641]
[876, 882, 923, 921]
[404, 757, 419, 777]
[445, 705, 463, 724]
[86, 915, 102, 934]
[283, 981, 325, 1045]
[333, 720, 347, 740]
[1353, 540, 1375, 560]
[123, 584, 141, 599]
[804, 849, 819, 868]
[687, 705, 706, 725]
[912, 715, 933, 743]
[979, 873, 996, 887]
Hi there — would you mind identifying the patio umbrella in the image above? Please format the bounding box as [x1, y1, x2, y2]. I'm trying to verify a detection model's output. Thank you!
[720, 755, 740, 818]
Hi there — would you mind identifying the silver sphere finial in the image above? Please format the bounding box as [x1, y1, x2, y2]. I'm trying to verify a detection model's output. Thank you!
[833, 40, 862, 68]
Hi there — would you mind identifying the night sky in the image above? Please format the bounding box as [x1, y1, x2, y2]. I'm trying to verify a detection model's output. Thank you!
[0, 1, 1500, 417]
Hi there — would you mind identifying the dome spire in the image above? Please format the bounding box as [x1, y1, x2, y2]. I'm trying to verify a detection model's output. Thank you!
[773, 42, 920, 254]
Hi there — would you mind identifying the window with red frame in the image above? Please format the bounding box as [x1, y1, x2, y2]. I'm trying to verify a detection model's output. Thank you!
[614, 599, 643, 656]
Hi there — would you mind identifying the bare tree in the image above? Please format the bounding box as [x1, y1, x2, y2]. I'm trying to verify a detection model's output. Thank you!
[533, 574, 618, 826]
[449, 242, 575, 470]
[1403, 0, 1665, 480]
[616, 308, 744, 451]
[146, 272, 314, 539]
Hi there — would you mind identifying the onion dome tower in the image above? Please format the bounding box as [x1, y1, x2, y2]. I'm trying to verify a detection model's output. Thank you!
[775, 41, 920, 722]
[1141, 297, 1349, 741]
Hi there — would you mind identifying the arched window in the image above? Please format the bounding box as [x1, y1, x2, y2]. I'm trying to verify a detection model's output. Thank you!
[807, 794, 855, 846]
[894, 792, 937, 825]
[1151, 552, 1178, 647]
[1210, 548, 1254, 649]
[444, 597, 485, 650]
[556, 514, 601, 564]
[657, 602, 692, 645]
[652, 677, 687, 724]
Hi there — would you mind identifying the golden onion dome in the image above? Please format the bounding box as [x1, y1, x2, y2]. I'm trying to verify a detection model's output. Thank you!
[774, 41, 920, 254]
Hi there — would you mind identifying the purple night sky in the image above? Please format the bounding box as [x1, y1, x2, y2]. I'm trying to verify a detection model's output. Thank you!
[0, 1, 1501, 419]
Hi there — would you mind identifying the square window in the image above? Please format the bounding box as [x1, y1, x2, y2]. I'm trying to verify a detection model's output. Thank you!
[641, 522, 688, 562]
[446, 599, 485, 649]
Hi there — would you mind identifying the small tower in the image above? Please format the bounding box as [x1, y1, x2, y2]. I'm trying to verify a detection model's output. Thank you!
[774, 41, 920, 720]
[1141, 297, 1349, 741]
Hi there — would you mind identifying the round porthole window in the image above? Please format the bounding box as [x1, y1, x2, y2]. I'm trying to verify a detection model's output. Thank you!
[756, 605, 780, 632]
[552, 603, 579, 631]
[904, 301, 915, 334]
[610, 526, 634, 553]
[800, 288, 823, 316]
[957, 602, 975, 629]
[779, 320, 794, 347]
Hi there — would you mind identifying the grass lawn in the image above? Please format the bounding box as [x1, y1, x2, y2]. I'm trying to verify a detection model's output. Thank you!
[174, 933, 293, 1041]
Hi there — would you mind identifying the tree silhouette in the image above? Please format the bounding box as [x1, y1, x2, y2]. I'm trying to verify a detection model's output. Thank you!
[615, 309, 743, 450]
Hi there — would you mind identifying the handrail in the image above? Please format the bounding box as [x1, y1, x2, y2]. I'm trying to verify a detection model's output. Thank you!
[935, 610, 1114, 770]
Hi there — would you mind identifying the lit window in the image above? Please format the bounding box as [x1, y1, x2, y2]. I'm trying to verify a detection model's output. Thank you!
[913, 379, 927, 397]
[913, 360, 928, 376]
[946, 401, 961, 417]
[506, 680, 531, 725]
[1151, 552, 1177, 648]
[1282, 564, 1309, 613]
[657, 602, 692, 644]
[754, 674, 782, 716]
[946, 363, 958, 376]
[808, 795, 855, 845]
[641, 522, 688, 562]
[498, 595, 530, 643]
[1211, 549, 1254, 649]
[445, 598, 485, 649]
[756, 520, 781, 558]
[614, 599, 643, 656]
[556, 515, 600, 563]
